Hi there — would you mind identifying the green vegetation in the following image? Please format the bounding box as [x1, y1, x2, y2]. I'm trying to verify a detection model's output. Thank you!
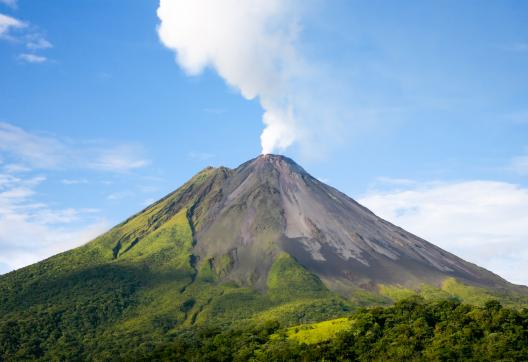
[267, 253, 328, 301]
[378, 278, 528, 308]
[440, 277, 493, 305]
[0, 257, 349, 360]
[379, 284, 417, 301]
[1, 164, 527, 360]
[285, 317, 353, 344]
[3, 263, 527, 362]
[139, 298, 528, 361]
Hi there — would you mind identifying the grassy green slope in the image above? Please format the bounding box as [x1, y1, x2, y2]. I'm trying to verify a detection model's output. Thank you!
[378, 277, 528, 308]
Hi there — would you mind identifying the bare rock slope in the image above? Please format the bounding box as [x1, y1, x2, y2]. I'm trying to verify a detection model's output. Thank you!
[140, 154, 521, 295]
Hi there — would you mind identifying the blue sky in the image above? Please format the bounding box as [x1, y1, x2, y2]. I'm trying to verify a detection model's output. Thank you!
[0, 0, 527, 283]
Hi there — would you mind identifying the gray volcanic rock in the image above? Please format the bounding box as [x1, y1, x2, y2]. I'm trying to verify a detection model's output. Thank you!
[182, 154, 519, 294]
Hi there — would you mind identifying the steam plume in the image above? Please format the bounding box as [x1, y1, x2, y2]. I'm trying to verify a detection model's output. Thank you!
[157, 0, 306, 154]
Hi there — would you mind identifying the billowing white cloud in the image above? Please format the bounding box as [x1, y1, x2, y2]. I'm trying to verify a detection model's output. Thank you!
[157, 0, 333, 155]
[359, 180, 528, 285]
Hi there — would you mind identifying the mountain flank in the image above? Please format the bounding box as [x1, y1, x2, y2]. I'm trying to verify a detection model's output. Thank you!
[1, 154, 526, 360]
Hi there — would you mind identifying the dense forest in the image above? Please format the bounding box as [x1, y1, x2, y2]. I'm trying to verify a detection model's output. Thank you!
[2, 297, 527, 361]
[144, 298, 528, 361]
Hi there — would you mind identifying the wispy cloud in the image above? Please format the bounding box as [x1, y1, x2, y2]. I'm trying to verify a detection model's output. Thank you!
[25, 36, 52, 50]
[0, 123, 150, 275]
[0, 122, 149, 173]
[0, 122, 150, 274]
[0, 0, 17, 9]
[61, 179, 88, 185]
[0, 12, 52, 63]
[89, 145, 149, 173]
[0, 12, 25, 37]
[0, 122, 65, 168]
[2, 163, 31, 173]
[18, 52, 47, 63]
[0, 171, 109, 274]
[359, 180, 528, 285]
[107, 191, 133, 201]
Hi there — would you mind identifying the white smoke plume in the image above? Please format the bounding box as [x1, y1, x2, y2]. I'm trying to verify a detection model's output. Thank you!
[157, 0, 309, 154]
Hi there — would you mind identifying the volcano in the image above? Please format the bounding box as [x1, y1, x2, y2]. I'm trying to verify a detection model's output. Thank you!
[1, 154, 526, 359]
[162, 154, 515, 293]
